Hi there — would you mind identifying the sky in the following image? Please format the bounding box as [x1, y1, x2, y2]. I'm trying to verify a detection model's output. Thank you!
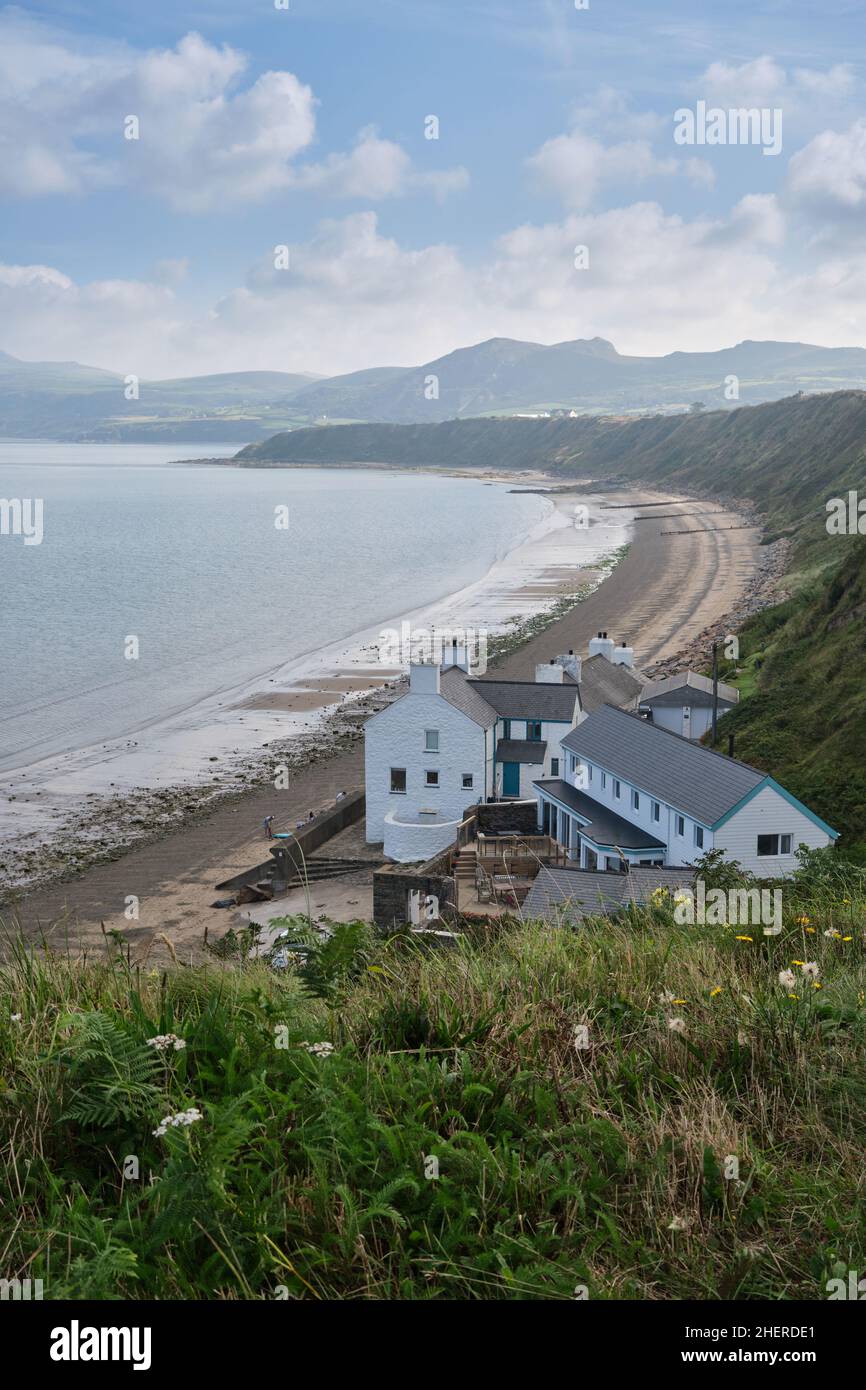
[1, 0, 865, 379]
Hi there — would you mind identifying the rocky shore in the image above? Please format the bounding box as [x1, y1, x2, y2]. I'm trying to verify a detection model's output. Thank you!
[642, 533, 791, 681]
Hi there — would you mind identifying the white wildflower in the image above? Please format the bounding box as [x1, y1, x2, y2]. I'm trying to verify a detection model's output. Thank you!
[301, 1040, 335, 1057]
[10, 1013, 22, 1023]
[778, 969, 796, 989]
[667, 1017, 687, 1035]
[667, 1215, 691, 1231]
[152, 1106, 203, 1138]
[800, 962, 820, 980]
[146, 1033, 187, 1052]
[658, 989, 676, 1005]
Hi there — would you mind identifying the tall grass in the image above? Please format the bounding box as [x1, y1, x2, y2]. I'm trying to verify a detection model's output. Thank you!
[1, 900, 865, 1300]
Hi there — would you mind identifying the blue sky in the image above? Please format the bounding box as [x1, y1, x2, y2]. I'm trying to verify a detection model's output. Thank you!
[1, 0, 864, 377]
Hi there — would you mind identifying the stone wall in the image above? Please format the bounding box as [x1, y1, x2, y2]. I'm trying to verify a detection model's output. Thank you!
[215, 789, 364, 891]
[372, 852, 457, 930]
[474, 800, 539, 835]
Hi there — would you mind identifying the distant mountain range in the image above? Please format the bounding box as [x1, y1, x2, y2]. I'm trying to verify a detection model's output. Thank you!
[3, 337, 866, 440]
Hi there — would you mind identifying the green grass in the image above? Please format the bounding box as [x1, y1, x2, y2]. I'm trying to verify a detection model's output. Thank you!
[3, 892, 866, 1301]
[716, 538, 866, 851]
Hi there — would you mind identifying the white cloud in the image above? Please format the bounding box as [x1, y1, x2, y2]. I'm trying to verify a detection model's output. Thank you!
[0, 16, 464, 210]
[527, 130, 678, 208]
[698, 55, 856, 120]
[293, 127, 469, 201]
[0, 195, 796, 378]
[788, 119, 866, 211]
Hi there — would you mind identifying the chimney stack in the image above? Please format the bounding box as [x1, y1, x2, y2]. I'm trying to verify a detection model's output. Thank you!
[554, 650, 582, 683]
[410, 661, 441, 694]
[535, 659, 564, 684]
[440, 637, 469, 673]
[588, 631, 616, 662]
[612, 640, 634, 668]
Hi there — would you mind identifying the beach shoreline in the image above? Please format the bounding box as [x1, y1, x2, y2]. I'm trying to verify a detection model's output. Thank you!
[0, 478, 633, 900]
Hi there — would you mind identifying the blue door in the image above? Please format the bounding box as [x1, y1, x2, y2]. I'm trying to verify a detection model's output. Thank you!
[503, 762, 520, 796]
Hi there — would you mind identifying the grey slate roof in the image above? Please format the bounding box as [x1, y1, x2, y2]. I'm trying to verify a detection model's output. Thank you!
[468, 678, 580, 722]
[640, 671, 739, 708]
[523, 865, 697, 924]
[579, 654, 644, 714]
[534, 778, 666, 850]
[439, 666, 497, 728]
[497, 739, 547, 764]
[561, 705, 764, 826]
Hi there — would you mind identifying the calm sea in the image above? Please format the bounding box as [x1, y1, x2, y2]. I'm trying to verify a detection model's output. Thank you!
[0, 441, 549, 772]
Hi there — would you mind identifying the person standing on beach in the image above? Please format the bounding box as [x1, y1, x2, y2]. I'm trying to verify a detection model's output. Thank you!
[264, 815, 274, 839]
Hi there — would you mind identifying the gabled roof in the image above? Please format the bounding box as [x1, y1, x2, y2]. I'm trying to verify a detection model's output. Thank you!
[561, 705, 765, 826]
[523, 865, 696, 924]
[579, 654, 644, 714]
[439, 666, 497, 728]
[497, 739, 547, 764]
[468, 678, 580, 722]
[640, 671, 739, 707]
[534, 778, 666, 850]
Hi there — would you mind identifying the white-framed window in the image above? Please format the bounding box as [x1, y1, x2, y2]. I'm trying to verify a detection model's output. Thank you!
[551, 758, 559, 777]
[462, 773, 474, 789]
[424, 729, 439, 752]
[425, 770, 440, 787]
[390, 768, 406, 794]
[614, 779, 622, 800]
[757, 833, 793, 856]
[632, 789, 640, 811]
[601, 771, 607, 789]
[676, 814, 685, 836]
[695, 826, 705, 849]
[652, 801, 660, 822]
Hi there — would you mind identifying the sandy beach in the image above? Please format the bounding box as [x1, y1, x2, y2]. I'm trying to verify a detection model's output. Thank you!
[3, 480, 774, 958]
[0, 477, 628, 898]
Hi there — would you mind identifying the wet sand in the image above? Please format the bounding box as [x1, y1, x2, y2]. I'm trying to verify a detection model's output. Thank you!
[5, 488, 762, 960]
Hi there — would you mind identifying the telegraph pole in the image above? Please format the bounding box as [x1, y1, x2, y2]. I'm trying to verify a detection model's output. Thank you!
[711, 641, 719, 746]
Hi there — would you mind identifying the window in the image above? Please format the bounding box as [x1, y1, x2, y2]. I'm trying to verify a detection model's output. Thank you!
[425, 770, 440, 787]
[390, 768, 406, 794]
[502, 719, 511, 738]
[424, 729, 439, 752]
[601, 772, 607, 789]
[462, 773, 474, 789]
[695, 826, 705, 849]
[551, 758, 559, 777]
[652, 801, 660, 822]
[632, 789, 640, 811]
[676, 815, 685, 837]
[614, 779, 622, 799]
[758, 833, 793, 856]
[527, 721, 542, 741]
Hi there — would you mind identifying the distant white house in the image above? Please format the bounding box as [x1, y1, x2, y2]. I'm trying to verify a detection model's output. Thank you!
[534, 703, 838, 878]
[639, 671, 739, 740]
[364, 647, 582, 862]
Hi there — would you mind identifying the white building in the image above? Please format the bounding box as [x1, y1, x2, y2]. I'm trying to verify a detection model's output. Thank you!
[534, 704, 838, 878]
[639, 671, 739, 740]
[364, 651, 582, 862]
